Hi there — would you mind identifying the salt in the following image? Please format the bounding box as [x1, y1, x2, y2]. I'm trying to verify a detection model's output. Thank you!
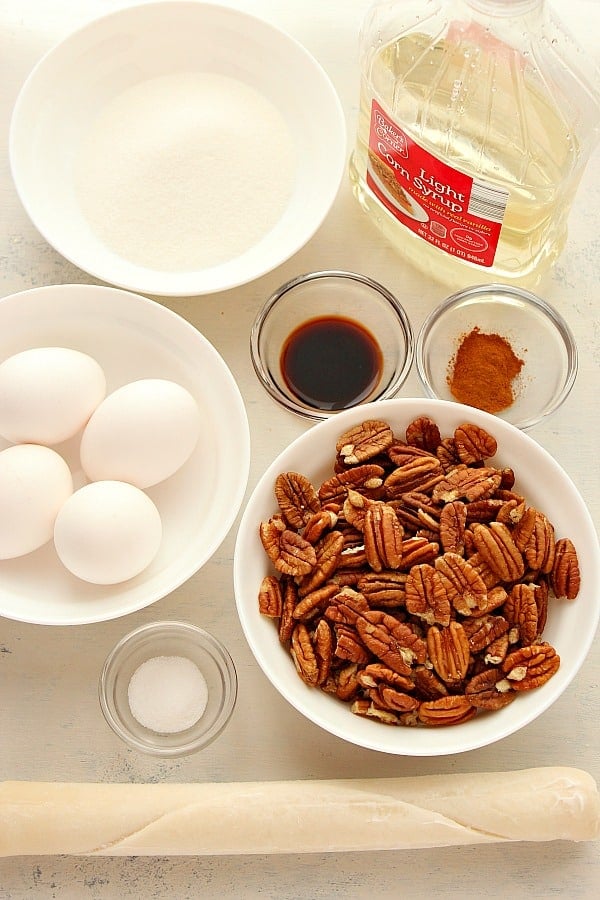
[127, 655, 208, 734]
[75, 71, 296, 271]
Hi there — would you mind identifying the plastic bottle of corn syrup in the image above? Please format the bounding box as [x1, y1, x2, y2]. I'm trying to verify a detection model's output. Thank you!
[349, 0, 600, 288]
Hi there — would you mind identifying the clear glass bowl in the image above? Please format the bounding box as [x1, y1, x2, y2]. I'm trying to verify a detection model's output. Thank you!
[99, 620, 237, 757]
[415, 283, 577, 429]
[250, 270, 414, 419]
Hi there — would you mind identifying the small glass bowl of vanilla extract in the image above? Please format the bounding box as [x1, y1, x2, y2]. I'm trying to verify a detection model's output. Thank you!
[250, 270, 414, 418]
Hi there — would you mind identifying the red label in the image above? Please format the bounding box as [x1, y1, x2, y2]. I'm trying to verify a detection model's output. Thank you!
[367, 100, 508, 268]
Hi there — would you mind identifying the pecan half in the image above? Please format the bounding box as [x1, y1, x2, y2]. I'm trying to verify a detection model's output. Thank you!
[324, 588, 369, 624]
[405, 563, 451, 626]
[351, 699, 400, 725]
[336, 419, 393, 465]
[259, 518, 317, 576]
[297, 530, 344, 595]
[483, 632, 510, 665]
[471, 522, 525, 582]
[497, 496, 526, 526]
[474, 584, 508, 617]
[413, 665, 449, 700]
[465, 499, 504, 524]
[303, 508, 338, 544]
[387, 442, 435, 467]
[502, 644, 560, 690]
[279, 578, 298, 644]
[465, 668, 516, 709]
[292, 582, 340, 622]
[395, 491, 441, 534]
[334, 624, 371, 664]
[336, 544, 368, 571]
[512, 506, 537, 552]
[400, 535, 440, 569]
[259, 515, 285, 561]
[405, 416, 442, 452]
[436, 437, 460, 471]
[463, 614, 509, 653]
[466, 551, 502, 589]
[433, 466, 503, 503]
[357, 570, 407, 607]
[434, 552, 488, 616]
[342, 489, 375, 531]
[357, 611, 426, 674]
[439, 500, 467, 555]
[258, 575, 283, 618]
[318, 464, 385, 508]
[551, 537, 581, 600]
[454, 423, 497, 464]
[418, 695, 476, 726]
[291, 623, 320, 686]
[533, 580, 549, 636]
[384, 456, 444, 497]
[313, 618, 334, 685]
[357, 663, 414, 693]
[275, 472, 320, 528]
[358, 663, 419, 712]
[323, 662, 361, 701]
[363, 503, 403, 572]
[371, 686, 420, 713]
[427, 622, 470, 685]
[504, 583, 538, 645]
[524, 511, 556, 574]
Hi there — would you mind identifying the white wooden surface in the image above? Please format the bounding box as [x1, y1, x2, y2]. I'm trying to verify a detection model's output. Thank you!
[1, 1, 599, 896]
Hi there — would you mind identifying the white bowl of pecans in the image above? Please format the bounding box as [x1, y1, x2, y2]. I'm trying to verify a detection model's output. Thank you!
[234, 398, 600, 755]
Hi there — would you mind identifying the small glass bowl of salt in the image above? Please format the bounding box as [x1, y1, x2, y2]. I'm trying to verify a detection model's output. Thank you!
[99, 621, 237, 757]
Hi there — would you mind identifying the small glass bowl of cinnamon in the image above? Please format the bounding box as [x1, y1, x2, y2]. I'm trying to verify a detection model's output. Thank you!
[415, 283, 577, 429]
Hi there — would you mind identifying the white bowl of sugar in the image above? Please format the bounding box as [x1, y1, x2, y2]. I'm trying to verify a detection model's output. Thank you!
[9, 2, 347, 296]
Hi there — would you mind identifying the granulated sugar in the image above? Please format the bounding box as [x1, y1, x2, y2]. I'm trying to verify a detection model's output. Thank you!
[75, 72, 296, 271]
[127, 655, 209, 734]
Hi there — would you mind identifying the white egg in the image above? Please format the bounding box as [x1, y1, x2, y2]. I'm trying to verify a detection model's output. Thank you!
[80, 378, 200, 488]
[0, 347, 106, 445]
[53, 480, 162, 585]
[0, 444, 73, 559]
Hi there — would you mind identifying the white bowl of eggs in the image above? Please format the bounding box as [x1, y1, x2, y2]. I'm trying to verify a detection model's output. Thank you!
[0, 284, 250, 625]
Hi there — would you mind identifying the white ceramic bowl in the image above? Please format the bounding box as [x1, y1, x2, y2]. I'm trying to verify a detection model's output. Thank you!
[0, 284, 250, 625]
[9, 2, 346, 297]
[234, 398, 600, 755]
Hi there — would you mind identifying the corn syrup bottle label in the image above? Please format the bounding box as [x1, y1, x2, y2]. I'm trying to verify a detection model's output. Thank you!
[367, 99, 509, 268]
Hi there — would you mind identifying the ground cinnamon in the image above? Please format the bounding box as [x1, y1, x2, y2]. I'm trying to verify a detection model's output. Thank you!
[448, 327, 524, 414]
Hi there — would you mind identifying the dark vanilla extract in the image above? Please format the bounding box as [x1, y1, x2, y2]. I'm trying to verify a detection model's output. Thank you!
[281, 315, 383, 411]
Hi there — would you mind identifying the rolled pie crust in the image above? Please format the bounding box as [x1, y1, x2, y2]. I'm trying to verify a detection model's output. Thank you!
[1, 768, 598, 857]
